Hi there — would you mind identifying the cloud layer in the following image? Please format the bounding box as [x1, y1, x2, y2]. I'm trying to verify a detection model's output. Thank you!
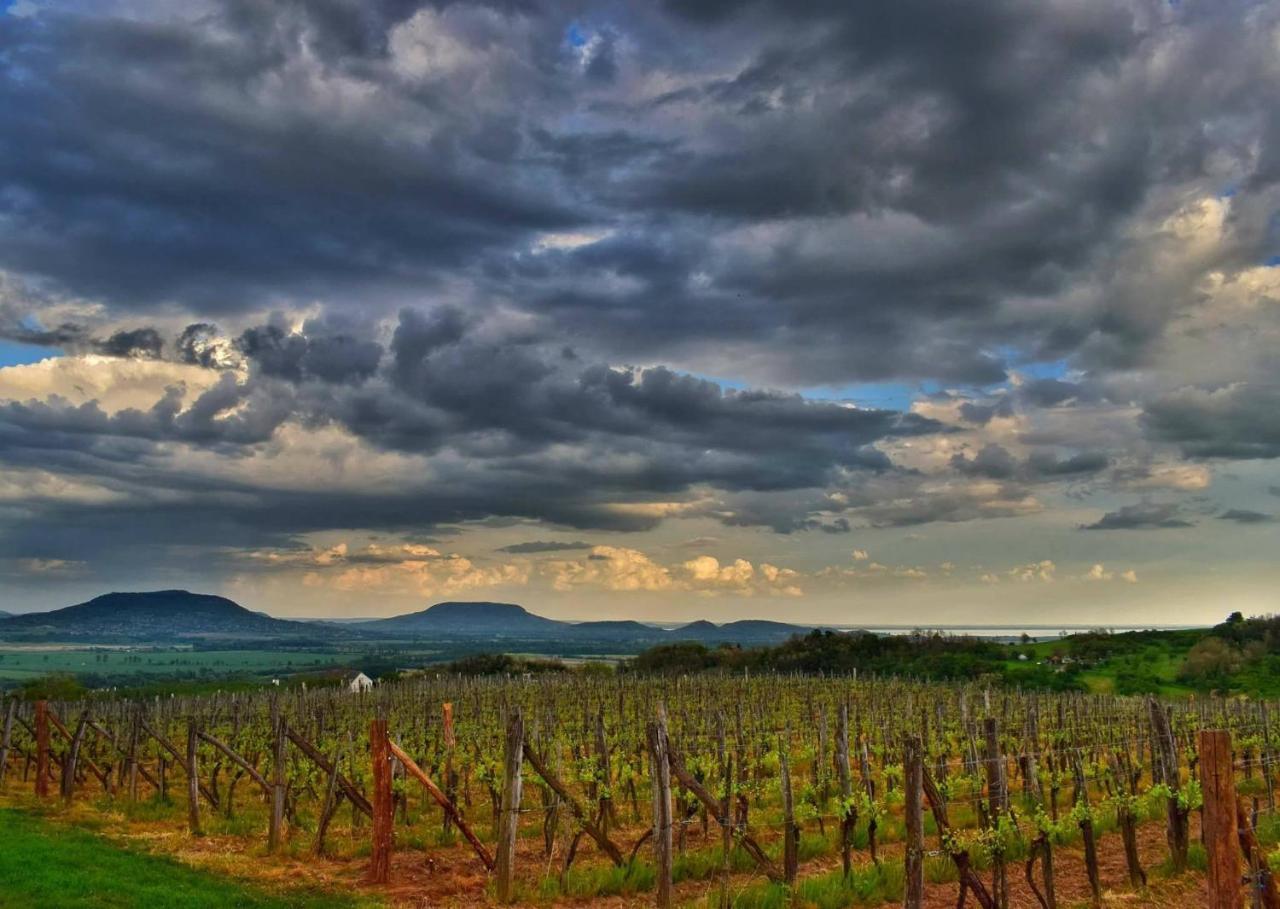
[2, 0, 1279, 620]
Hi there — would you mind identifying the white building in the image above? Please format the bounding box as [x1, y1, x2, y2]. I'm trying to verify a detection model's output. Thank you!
[348, 672, 374, 693]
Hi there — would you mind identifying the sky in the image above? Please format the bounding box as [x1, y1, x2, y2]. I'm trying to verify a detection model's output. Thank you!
[1, 0, 1278, 625]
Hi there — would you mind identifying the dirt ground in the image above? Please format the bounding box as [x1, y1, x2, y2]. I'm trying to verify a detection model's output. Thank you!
[0, 775, 1219, 908]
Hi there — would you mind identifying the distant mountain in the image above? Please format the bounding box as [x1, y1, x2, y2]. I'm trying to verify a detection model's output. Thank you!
[358, 601, 810, 644]
[358, 601, 563, 636]
[0, 592, 816, 647]
[0, 610, 11, 619]
[670, 618, 812, 643]
[0, 590, 311, 640]
[569, 619, 666, 640]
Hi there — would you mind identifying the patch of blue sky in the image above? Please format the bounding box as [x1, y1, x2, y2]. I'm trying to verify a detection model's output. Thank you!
[683, 357, 1068, 411]
[565, 22, 588, 48]
[1013, 358, 1070, 380]
[991, 345, 1070, 381]
[682, 370, 918, 410]
[2, 0, 38, 17]
[799, 381, 922, 410]
[684, 371, 750, 392]
[0, 340, 59, 368]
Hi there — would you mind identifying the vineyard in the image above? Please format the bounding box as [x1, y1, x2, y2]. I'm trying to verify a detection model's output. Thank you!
[0, 673, 1276, 908]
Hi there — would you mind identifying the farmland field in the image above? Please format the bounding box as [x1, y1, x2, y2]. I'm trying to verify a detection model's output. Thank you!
[0, 670, 1270, 907]
[0, 648, 365, 683]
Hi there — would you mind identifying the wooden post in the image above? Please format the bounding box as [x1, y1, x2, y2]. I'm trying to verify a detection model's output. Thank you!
[649, 707, 674, 909]
[442, 701, 456, 836]
[903, 735, 924, 909]
[124, 710, 140, 801]
[1200, 730, 1241, 909]
[387, 739, 494, 870]
[984, 718, 1008, 909]
[186, 718, 202, 836]
[779, 735, 798, 884]
[268, 697, 286, 853]
[1236, 798, 1280, 909]
[1150, 698, 1189, 871]
[0, 698, 15, 786]
[719, 755, 733, 909]
[495, 709, 524, 902]
[62, 710, 89, 802]
[34, 700, 50, 799]
[859, 738, 880, 864]
[312, 737, 346, 857]
[836, 704, 853, 878]
[1072, 755, 1102, 908]
[367, 717, 392, 884]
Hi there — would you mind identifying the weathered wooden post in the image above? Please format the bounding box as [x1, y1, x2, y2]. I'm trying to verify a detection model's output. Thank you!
[268, 696, 286, 853]
[367, 716, 392, 884]
[0, 697, 15, 786]
[836, 703, 853, 877]
[719, 754, 733, 909]
[1235, 798, 1280, 909]
[1149, 698, 1189, 871]
[649, 706, 674, 909]
[1200, 730, 1241, 909]
[495, 708, 524, 902]
[124, 708, 140, 802]
[442, 701, 456, 836]
[1071, 755, 1102, 908]
[35, 700, 50, 799]
[903, 734, 924, 909]
[779, 735, 798, 884]
[984, 717, 1008, 909]
[62, 710, 89, 802]
[186, 717, 202, 835]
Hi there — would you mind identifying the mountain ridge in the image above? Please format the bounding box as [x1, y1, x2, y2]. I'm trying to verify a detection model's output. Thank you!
[2, 592, 818, 644]
[0, 590, 312, 640]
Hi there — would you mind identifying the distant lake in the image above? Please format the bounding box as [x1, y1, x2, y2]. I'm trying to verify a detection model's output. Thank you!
[852, 624, 1203, 639]
[644, 622, 1204, 640]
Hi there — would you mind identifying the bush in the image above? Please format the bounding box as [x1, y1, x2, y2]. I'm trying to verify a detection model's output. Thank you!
[19, 673, 88, 701]
[1178, 637, 1242, 684]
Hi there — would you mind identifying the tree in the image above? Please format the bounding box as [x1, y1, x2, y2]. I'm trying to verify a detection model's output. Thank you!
[1177, 637, 1241, 685]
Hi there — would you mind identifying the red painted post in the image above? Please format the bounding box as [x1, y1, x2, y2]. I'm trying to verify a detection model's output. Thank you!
[34, 700, 50, 799]
[1200, 730, 1242, 909]
[367, 717, 393, 884]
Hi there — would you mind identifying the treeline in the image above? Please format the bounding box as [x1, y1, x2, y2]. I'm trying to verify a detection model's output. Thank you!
[626, 629, 1084, 691]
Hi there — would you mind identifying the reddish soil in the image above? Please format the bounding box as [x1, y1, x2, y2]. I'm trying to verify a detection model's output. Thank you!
[0, 778, 1223, 907]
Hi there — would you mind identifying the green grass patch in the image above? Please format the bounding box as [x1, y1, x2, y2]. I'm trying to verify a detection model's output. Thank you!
[714, 862, 906, 909]
[0, 808, 379, 908]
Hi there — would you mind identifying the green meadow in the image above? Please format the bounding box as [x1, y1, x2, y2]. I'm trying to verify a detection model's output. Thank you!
[0, 809, 380, 909]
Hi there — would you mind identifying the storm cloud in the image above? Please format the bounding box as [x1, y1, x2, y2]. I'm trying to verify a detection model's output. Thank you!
[1, 0, 1279, 619]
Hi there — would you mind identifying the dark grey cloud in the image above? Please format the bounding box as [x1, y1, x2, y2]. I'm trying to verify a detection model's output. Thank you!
[238, 319, 382, 384]
[951, 444, 1018, 479]
[92, 328, 164, 360]
[958, 398, 1014, 426]
[1027, 450, 1110, 477]
[1218, 509, 1274, 524]
[0, 373, 291, 448]
[1081, 502, 1194, 531]
[951, 444, 1108, 481]
[1143, 385, 1280, 460]
[0, 304, 944, 562]
[1019, 379, 1097, 409]
[0, 0, 1274, 390]
[497, 540, 594, 554]
[175, 323, 233, 368]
